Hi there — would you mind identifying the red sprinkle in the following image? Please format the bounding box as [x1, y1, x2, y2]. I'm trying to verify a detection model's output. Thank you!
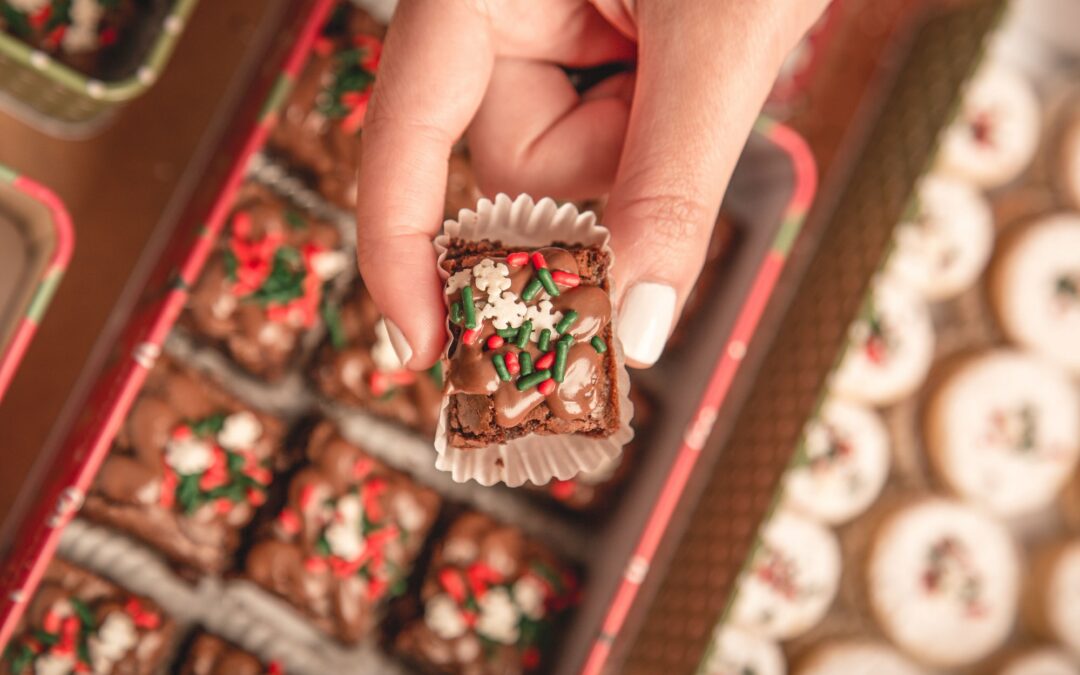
[486, 335, 505, 350]
[246, 488, 267, 507]
[531, 252, 548, 269]
[462, 328, 481, 345]
[505, 351, 520, 375]
[507, 252, 529, 267]
[298, 484, 318, 510]
[551, 270, 581, 288]
[538, 378, 556, 395]
[550, 479, 577, 501]
[278, 508, 301, 535]
[438, 568, 468, 603]
[267, 661, 285, 675]
[304, 556, 328, 574]
[42, 609, 61, 634]
[215, 498, 233, 515]
[535, 352, 555, 370]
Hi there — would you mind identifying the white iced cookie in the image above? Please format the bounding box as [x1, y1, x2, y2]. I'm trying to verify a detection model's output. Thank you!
[832, 278, 935, 407]
[1030, 542, 1080, 656]
[925, 350, 1080, 517]
[990, 214, 1080, 375]
[795, 640, 926, 675]
[999, 648, 1079, 675]
[729, 510, 840, 640]
[867, 498, 1019, 668]
[936, 62, 1040, 188]
[704, 624, 786, 675]
[887, 174, 994, 301]
[783, 398, 890, 525]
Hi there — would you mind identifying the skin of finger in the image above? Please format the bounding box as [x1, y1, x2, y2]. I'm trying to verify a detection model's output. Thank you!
[468, 58, 629, 200]
[355, 0, 496, 368]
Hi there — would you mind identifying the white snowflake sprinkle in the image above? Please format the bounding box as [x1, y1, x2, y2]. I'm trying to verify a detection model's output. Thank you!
[526, 300, 563, 341]
[444, 270, 472, 295]
[482, 292, 527, 330]
[471, 259, 511, 299]
[426, 593, 468, 640]
[476, 587, 521, 645]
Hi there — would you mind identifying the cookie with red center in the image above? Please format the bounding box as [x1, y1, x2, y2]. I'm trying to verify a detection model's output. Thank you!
[0, 0, 136, 75]
[177, 633, 283, 675]
[395, 512, 578, 675]
[266, 5, 385, 209]
[81, 358, 287, 575]
[245, 422, 441, 644]
[185, 183, 347, 381]
[311, 284, 444, 437]
[1, 560, 173, 675]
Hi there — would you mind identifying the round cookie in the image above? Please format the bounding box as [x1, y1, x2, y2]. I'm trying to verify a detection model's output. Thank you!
[936, 62, 1041, 189]
[1026, 541, 1080, 657]
[704, 624, 786, 675]
[925, 350, 1080, 517]
[783, 398, 891, 525]
[999, 648, 1079, 675]
[866, 498, 1019, 668]
[832, 278, 935, 407]
[887, 174, 995, 301]
[795, 640, 926, 675]
[729, 510, 841, 641]
[990, 214, 1080, 375]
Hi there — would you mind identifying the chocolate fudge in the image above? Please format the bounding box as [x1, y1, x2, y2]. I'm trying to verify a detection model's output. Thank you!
[245, 422, 441, 644]
[395, 512, 578, 674]
[267, 5, 384, 209]
[0, 0, 137, 75]
[1, 560, 173, 675]
[441, 240, 620, 448]
[178, 634, 281, 675]
[81, 358, 287, 575]
[312, 284, 444, 437]
[185, 183, 347, 380]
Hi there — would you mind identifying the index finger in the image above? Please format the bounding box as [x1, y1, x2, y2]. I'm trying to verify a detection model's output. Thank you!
[356, 0, 495, 367]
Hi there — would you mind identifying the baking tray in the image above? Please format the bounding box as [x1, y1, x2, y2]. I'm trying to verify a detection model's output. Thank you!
[0, 0, 199, 137]
[0, 4, 816, 673]
[0, 166, 73, 403]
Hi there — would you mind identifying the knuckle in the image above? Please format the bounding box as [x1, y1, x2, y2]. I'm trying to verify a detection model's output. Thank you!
[624, 190, 714, 259]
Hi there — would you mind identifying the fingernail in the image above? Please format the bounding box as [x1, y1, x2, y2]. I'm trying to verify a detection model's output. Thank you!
[617, 282, 676, 366]
[383, 319, 414, 368]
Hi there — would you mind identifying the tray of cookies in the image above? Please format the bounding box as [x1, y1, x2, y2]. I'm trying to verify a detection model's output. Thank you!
[0, 2, 817, 674]
[695, 2, 1080, 673]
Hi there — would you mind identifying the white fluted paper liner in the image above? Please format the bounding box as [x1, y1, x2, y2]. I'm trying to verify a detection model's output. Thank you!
[433, 194, 635, 487]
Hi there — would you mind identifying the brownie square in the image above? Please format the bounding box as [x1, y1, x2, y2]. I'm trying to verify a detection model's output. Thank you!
[395, 512, 578, 674]
[311, 283, 445, 437]
[441, 240, 620, 448]
[245, 422, 441, 644]
[1, 560, 174, 675]
[267, 5, 385, 209]
[177, 633, 279, 675]
[81, 358, 287, 575]
[185, 182, 348, 380]
[0, 0, 138, 75]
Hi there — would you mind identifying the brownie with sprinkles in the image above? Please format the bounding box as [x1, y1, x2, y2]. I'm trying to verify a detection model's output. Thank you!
[178, 633, 282, 675]
[245, 422, 441, 644]
[80, 358, 287, 575]
[0, 0, 137, 75]
[311, 284, 445, 437]
[441, 240, 620, 448]
[1, 560, 173, 675]
[267, 4, 384, 209]
[394, 512, 578, 674]
[184, 182, 349, 381]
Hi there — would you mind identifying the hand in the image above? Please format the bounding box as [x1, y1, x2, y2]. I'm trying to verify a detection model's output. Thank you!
[355, 0, 829, 368]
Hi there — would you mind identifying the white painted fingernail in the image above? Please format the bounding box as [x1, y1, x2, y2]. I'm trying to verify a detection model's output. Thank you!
[383, 319, 413, 367]
[617, 282, 677, 366]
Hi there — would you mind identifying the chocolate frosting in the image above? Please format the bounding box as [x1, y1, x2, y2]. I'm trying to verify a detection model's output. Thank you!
[445, 247, 612, 429]
[245, 423, 440, 644]
[179, 634, 269, 675]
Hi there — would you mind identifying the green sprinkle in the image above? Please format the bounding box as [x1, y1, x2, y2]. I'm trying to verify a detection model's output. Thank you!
[222, 249, 238, 282]
[322, 300, 347, 349]
[428, 361, 444, 387]
[497, 327, 518, 339]
[519, 351, 534, 377]
[522, 276, 543, 302]
[560, 332, 574, 345]
[554, 341, 569, 383]
[537, 268, 560, 297]
[493, 354, 511, 381]
[555, 310, 578, 334]
[285, 211, 307, 229]
[450, 302, 463, 324]
[462, 286, 477, 329]
[538, 329, 551, 352]
[516, 369, 551, 391]
[591, 336, 608, 353]
[515, 320, 532, 349]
